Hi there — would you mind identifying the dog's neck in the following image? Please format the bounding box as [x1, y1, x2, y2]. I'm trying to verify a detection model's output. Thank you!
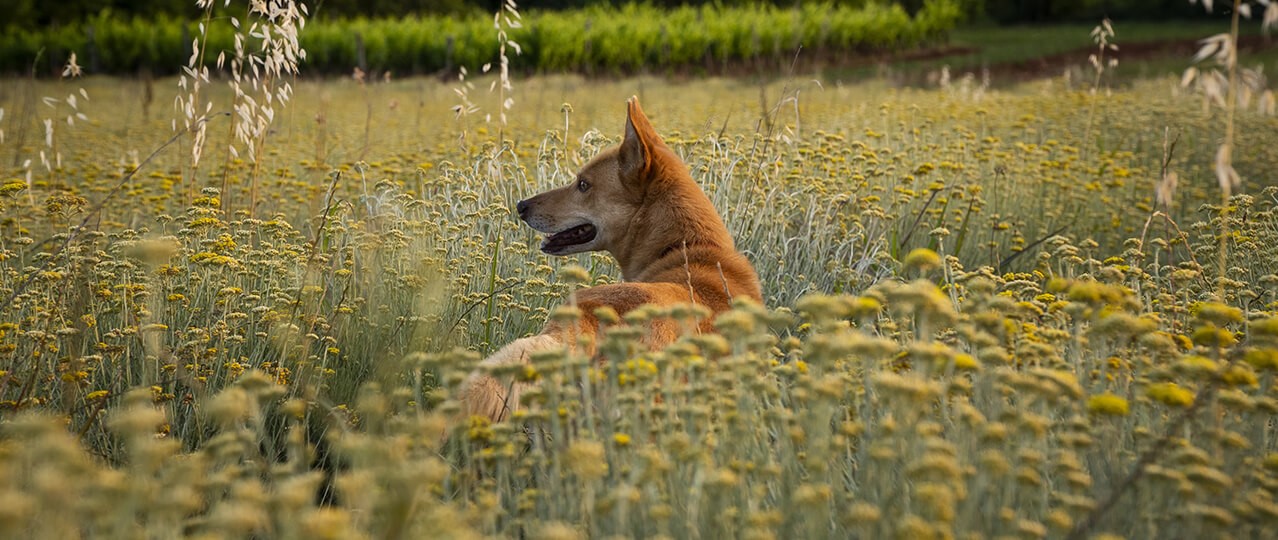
[611, 174, 735, 282]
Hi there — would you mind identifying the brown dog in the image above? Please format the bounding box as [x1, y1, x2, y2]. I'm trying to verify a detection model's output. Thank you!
[458, 97, 762, 423]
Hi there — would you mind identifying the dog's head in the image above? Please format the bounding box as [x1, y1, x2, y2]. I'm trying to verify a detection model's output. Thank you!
[517, 97, 664, 256]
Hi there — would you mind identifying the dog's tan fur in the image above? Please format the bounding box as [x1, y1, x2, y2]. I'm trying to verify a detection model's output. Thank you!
[458, 97, 762, 422]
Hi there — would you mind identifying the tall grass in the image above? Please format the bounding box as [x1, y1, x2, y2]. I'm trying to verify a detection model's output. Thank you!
[2, 6, 1278, 536]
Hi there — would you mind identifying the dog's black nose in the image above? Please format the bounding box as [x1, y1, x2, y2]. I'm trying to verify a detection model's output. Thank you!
[516, 199, 530, 218]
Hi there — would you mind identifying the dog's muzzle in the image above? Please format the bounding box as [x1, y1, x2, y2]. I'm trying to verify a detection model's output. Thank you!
[540, 223, 597, 253]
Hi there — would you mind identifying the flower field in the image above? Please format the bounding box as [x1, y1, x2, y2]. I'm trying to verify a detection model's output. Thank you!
[1, 67, 1278, 538]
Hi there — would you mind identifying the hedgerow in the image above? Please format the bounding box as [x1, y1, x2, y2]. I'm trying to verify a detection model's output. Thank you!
[0, 2, 961, 76]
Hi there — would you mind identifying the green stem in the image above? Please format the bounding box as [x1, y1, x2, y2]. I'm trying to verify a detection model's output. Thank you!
[484, 236, 501, 350]
[1218, 0, 1241, 299]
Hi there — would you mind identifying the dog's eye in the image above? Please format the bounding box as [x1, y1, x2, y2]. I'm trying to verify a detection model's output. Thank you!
[577, 178, 590, 193]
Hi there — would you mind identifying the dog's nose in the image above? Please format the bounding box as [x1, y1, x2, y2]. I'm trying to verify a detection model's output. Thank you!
[516, 199, 530, 219]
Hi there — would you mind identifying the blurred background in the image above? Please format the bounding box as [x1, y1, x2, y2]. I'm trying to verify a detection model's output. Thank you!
[1, 0, 1228, 25]
[2, 0, 1266, 82]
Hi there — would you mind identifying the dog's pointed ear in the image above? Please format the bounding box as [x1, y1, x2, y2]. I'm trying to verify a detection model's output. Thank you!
[620, 96, 659, 183]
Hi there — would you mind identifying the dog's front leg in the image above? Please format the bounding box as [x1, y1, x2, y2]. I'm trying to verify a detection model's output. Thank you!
[458, 334, 563, 423]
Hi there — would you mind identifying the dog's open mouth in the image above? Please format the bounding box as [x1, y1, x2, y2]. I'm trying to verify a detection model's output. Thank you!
[541, 223, 597, 253]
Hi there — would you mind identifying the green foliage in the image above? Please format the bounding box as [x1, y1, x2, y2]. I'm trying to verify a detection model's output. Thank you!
[0, 2, 962, 76]
[0, 0, 1222, 35]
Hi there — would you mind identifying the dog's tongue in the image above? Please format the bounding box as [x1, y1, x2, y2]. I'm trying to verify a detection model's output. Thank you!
[542, 224, 597, 251]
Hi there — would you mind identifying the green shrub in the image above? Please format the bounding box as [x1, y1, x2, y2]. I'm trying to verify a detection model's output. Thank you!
[0, 2, 963, 76]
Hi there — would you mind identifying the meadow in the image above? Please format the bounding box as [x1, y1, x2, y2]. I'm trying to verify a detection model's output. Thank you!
[2, 44, 1278, 538]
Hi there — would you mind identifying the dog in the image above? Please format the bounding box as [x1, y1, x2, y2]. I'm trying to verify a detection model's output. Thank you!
[457, 97, 763, 423]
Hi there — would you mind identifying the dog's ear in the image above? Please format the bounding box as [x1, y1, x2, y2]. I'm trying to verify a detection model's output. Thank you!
[620, 96, 659, 184]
